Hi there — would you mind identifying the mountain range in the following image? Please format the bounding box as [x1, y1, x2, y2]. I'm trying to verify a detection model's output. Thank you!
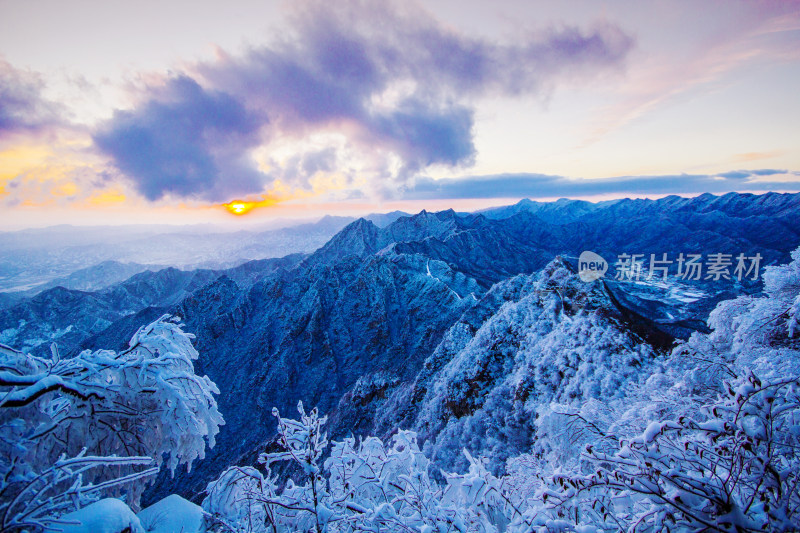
[0, 212, 409, 294]
[1, 191, 798, 504]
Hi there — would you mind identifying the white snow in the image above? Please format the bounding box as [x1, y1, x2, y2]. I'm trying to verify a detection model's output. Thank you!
[57, 499, 144, 533]
[137, 494, 204, 533]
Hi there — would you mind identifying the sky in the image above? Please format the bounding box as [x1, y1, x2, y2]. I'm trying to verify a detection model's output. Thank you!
[1, 0, 799, 228]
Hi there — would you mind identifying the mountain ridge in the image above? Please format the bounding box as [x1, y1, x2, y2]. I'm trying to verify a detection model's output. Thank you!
[2, 191, 799, 505]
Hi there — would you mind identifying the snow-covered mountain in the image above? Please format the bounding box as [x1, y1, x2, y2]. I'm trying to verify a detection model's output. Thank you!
[2, 192, 798, 508]
[0, 213, 411, 296]
[0, 255, 304, 355]
[0, 217, 343, 294]
[9, 260, 164, 296]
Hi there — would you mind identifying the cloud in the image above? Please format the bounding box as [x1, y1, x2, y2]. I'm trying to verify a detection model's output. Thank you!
[716, 171, 751, 179]
[0, 58, 60, 140]
[733, 150, 784, 162]
[749, 168, 787, 176]
[278, 147, 339, 188]
[371, 99, 475, 170]
[93, 0, 633, 202]
[715, 169, 788, 180]
[580, 3, 800, 148]
[400, 170, 800, 200]
[93, 76, 265, 201]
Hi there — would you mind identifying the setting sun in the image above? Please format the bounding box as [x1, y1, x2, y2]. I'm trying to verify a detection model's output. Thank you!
[221, 192, 291, 217]
[224, 200, 256, 216]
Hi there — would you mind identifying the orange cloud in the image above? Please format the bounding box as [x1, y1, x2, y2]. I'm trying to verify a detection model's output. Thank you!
[0, 138, 100, 205]
[51, 181, 79, 197]
[219, 178, 344, 216]
[223, 197, 275, 216]
[221, 191, 303, 216]
[733, 150, 784, 162]
[85, 189, 127, 206]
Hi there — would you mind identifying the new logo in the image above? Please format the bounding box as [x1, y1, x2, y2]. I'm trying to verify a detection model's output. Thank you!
[578, 251, 607, 282]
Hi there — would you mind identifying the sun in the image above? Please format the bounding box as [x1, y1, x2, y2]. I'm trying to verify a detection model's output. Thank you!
[224, 200, 255, 216]
[221, 193, 289, 216]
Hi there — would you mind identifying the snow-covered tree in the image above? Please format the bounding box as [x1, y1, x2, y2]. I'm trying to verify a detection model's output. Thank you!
[203, 401, 533, 532]
[261, 401, 331, 532]
[0, 315, 223, 530]
[203, 465, 277, 533]
[531, 248, 800, 531]
[670, 246, 800, 390]
[540, 372, 800, 532]
[0, 451, 155, 532]
[323, 430, 461, 532]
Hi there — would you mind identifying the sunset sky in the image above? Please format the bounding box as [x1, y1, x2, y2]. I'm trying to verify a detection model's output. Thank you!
[1, 0, 799, 228]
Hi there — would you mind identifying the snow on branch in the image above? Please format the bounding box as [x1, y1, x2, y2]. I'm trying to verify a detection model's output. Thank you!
[541, 372, 800, 532]
[0, 450, 157, 532]
[0, 314, 223, 525]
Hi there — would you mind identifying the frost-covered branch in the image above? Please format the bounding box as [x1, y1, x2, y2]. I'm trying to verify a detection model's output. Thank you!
[544, 373, 800, 532]
[0, 450, 157, 532]
[0, 315, 224, 526]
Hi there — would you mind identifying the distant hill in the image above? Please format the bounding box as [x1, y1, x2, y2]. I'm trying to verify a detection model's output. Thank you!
[0, 211, 412, 295]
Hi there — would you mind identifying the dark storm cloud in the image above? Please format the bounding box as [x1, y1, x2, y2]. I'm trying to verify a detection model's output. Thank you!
[93, 1, 634, 201]
[401, 171, 800, 200]
[0, 58, 60, 139]
[93, 76, 264, 201]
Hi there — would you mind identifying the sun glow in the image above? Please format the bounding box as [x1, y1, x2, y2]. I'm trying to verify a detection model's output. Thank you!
[225, 200, 256, 215]
[221, 183, 326, 216]
[222, 194, 284, 216]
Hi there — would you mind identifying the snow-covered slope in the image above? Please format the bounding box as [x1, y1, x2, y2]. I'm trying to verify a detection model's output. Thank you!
[0, 255, 304, 356]
[408, 259, 657, 473]
[9, 260, 164, 298]
[7, 192, 799, 507]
